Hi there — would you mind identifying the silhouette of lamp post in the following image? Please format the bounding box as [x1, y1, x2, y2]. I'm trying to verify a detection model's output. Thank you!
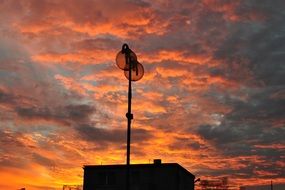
[116, 44, 144, 190]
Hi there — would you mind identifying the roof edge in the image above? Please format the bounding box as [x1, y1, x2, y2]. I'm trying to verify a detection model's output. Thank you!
[83, 163, 195, 177]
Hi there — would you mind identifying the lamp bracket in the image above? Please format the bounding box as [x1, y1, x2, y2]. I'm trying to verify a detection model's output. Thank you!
[122, 44, 130, 54]
[126, 113, 133, 120]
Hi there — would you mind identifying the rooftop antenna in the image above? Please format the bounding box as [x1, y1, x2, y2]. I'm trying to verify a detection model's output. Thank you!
[115, 43, 144, 190]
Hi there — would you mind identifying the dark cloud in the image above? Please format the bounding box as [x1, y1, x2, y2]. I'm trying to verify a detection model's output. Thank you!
[197, 109, 285, 178]
[16, 104, 96, 125]
[0, 130, 26, 150]
[76, 124, 124, 143]
[168, 137, 207, 151]
[73, 37, 122, 51]
[32, 153, 56, 168]
[211, 1, 285, 86]
[196, 78, 285, 179]
[76, 124, 153, 144]
[200, 85, 285, 139]
[0, 130, 34, 169]
[0, 90, 16, 105]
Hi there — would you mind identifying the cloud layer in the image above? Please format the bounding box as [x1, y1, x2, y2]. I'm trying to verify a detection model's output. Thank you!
[0, 0, 284, 189]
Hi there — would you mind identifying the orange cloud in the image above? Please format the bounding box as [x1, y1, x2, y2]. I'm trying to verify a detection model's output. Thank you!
[141, 50, 210, 64]
[32, 49, 116, 65]
[55, 74, 87, 95]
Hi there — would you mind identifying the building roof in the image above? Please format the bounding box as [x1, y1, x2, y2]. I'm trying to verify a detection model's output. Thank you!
[84, 163, 195, 178]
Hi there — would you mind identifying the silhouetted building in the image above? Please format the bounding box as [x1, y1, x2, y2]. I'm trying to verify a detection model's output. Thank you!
[83, 160, 195, 190]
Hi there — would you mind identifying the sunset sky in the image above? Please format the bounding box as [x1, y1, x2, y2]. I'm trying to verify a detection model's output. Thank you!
[0, 0, 284, 189]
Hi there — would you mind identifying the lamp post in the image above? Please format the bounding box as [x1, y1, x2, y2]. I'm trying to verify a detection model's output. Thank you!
[115, 44, 144, 190]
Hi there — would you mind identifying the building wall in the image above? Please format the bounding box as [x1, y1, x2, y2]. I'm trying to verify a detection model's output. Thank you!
[83, 165, 194, 190]
[178, 169, 194, 190]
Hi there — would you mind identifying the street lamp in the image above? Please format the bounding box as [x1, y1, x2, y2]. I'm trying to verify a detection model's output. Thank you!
[115, 44, 144, 190]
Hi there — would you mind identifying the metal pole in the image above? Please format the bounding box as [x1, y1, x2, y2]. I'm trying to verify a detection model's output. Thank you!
[127, 53, 132, 165]
[126, 48, 133, 190]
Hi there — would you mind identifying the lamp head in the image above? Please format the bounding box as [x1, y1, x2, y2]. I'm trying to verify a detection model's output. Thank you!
[115, 43, 144, 82]
[124, 61, 144, 81]
[116, 44, 137, 71]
